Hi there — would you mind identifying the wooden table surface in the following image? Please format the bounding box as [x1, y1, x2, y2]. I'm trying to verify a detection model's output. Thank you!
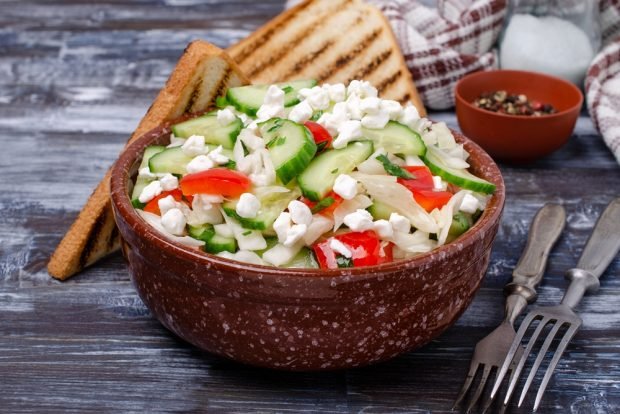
[1, 1, 619, 412]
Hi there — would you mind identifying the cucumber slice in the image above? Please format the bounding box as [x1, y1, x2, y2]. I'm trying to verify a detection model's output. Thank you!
[189, 223, 237, 253]
[361, 121, 426, 156]
[204, 234, 237, 254]
[259, 118, 317, 184]
[298, 141, 374, 201]
[188, 224, 215, 242]
[171, 114, 242, 149]
[226, 80, 317, 116]
[368, 200, 395, 221]
[287, 247, 319, 268]
[222, 187, 301, 232]
[422, 149, 496, 194]
[148, 147, 194, 175]
[131, 145, 166, 205]
[447, 212, 472, 242]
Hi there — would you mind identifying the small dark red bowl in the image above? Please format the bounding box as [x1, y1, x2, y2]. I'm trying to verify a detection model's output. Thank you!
[110, 121, 505, 371]
[455, 70, 583, 163]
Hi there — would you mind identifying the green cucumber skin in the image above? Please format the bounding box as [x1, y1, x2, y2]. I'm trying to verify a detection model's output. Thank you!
[188, 224, 215, 241]
[131, 145, 166, 203]
[260, 118, 317, 185]
[222, 205, 267, 230]
[361, 121, 426, 157]
[204, 234, 237, 254]
[298, 141, 374, 201]
[226, 80, 317, 116]
[447, 212, 472, 242]
[368, 200, 395, 221]
[287, 247, 319, 268]
[148, 147, 194, 175]
[171, 115, 242, 149]
[422, 152, 496, 194]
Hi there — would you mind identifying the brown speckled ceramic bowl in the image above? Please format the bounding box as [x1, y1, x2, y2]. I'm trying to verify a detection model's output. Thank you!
[110, 121, 505, 371]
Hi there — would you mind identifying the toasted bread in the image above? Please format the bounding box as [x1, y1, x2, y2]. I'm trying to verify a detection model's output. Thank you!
[227, 0, 426, 116]
[48, 41, 249, 280]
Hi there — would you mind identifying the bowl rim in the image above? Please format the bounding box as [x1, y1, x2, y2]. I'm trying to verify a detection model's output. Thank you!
[455, 69, 583, 121]
[110, 118, 505, 280]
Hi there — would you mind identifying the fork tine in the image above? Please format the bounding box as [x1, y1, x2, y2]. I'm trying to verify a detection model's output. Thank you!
[481, 370, 498, 414]
[503, 315, 551, 406]
[517, 321, 564, 407]
[532, 324, 580, 412]
[452, 360, 480, 410]
[465, 364, 492, 414]
[490, 312, 538, 399]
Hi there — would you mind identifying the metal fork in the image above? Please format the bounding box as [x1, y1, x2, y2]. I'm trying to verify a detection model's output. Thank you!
[491, 197, 620, 412]
[453, 204, 566, 413]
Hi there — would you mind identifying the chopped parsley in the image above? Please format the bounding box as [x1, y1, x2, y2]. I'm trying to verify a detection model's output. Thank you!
[376, 154, 414, 179]
[310, 197, 335, 214]
[242, 230, 252, 236]
[281, 85, 294, 94]
[267, 118, 284, 132]
[330, 168, 338, 174]
[222, 160, 236, 170]
[310, 110, 323, 121]
[266, 135, 286, 148]
[336, 255, 353, 268]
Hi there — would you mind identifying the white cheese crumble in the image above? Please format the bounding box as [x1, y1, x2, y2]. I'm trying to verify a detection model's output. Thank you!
[373, 219, 394, 238]
[333, 120, 362, 149]
[333, 174, 358, 200]
[432, 176, 445, 191]
[236, 193, 261, 219]
[157, 195, 177, 216]
[161, 208, 186, 236]
[398, 102, 420, 127]
[326, 83, 346, 102]
[214, 223, 234, 238]
[361, 112, 390, 129]
[284, 224, 307, 247]
[273, 212, 292, 244]
[329, 238, 352, 258]
[257, 85, 285, 121]
[138, 167, 157, 179]
[389, 212, 411, 233]
[138, 180, 162, 203]
[459, 193, 480, 214]
[238, 129, 265, 151]
[380, 99, 403, 120]
[288, 100, 313, 123]
[207, 145, 229, 165]
[181, 135, 206, 157]
[343, 209, 374, 231]
[186, 155, 214, 174]
[159, 173, 178, 191]
[217, 108, 236, 126]
[305, 86, 330, 110]
[288, 200, 313, 226]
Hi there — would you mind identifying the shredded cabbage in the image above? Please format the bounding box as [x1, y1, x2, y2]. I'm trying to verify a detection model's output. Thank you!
[137, 210, 205, 248]
[351, 172, 438, 234]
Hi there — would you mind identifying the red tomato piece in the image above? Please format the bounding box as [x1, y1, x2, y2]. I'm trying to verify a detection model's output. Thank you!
[301, 191, 343, 216]
[412, 190, 453, 212]
[304, 121, 332, 150]
[180, 168, 251, 198]
[397, 166, 434, 192]
[313, 230, 388, 269]
[143, 189, 184, 215]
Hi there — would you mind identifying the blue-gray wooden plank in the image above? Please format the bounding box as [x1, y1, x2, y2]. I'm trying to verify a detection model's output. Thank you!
[0, 0, 619, 412]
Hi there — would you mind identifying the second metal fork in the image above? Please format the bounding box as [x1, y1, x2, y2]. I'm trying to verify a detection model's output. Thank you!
[453, 204, 566, 413]
[491, 197, 620, 412]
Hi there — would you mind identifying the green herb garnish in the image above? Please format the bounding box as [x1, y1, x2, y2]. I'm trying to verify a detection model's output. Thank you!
[266, 135, 286, 148]
[281, 85, 294, 94]
[310, 197, 335, 214]
[267, 118, 284, 132]
[222, 160, 237, 170]
[336, 255, 353, 268]
[376, 154, 414, 179]
[242, 230, 252, 236]
[310, 111, 323, 121]
[131, 199, 146, 209]
[330, 168, 338, 174]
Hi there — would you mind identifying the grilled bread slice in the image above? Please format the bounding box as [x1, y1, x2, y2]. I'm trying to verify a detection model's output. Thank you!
[227, 0, 425, 116]
[48, 41, 249, 280]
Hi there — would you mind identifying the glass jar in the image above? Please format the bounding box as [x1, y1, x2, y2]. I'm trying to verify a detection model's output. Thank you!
[500, 0, 601, 86]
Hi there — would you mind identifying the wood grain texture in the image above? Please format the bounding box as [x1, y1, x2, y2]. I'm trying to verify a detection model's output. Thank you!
[0, 1, 619, 412]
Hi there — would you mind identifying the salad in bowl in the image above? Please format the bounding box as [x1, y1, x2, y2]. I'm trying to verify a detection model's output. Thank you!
[130, 79, 496, 270]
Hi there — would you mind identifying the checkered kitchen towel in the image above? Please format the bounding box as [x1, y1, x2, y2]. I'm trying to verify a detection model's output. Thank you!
[285, 0, 620, 162]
